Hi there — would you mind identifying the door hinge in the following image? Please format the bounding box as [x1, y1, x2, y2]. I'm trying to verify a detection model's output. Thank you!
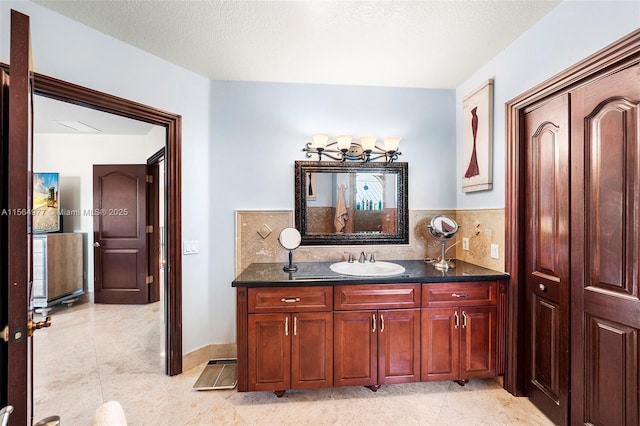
[0, 325, 9, 343]
[146, 225, 153, 234]
[146, 175, 153, 183]
[146, 276, 154, 285]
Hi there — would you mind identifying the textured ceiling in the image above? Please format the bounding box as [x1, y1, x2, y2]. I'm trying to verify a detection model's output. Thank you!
[34, 95, 157, 135]
[34, 0, 561, 89]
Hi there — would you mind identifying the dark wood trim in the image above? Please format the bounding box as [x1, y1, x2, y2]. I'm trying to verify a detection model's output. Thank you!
[146, 158, 161, 304]
[147, 146, 165, 165]
[236, 288, 248, 391]
[504, 28, 640, 398]
[7, 11, 32, 426]
[0, 64, 184, 376]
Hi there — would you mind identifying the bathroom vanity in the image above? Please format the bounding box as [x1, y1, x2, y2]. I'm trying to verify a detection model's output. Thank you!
[232, 259, 508, 395]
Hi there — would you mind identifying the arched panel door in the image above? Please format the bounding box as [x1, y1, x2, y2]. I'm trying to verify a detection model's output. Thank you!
[571, 64, 640, 426]
[93, 164, 148, 304]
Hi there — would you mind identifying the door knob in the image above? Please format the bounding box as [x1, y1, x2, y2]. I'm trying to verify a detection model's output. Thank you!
[27, 317, 51, 337]
[93, 242, 100, 247]
[538, 283, 547, 292]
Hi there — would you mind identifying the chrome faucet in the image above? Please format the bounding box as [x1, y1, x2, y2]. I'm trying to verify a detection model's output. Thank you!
[358, 251, 367, 263]
[344, 252, 354, 263]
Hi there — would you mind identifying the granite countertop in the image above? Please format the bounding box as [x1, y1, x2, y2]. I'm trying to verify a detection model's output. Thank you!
[232, 259, 508, 287]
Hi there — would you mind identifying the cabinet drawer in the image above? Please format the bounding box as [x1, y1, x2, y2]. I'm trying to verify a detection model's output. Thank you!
[248, 286, 332, 313]
[334, 284, 421, 310]
[422, 281, 496, 307]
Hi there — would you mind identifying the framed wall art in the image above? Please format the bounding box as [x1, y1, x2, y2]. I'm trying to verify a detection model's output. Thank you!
[462, 79, 494, 193]
[33, 172, 61, 233]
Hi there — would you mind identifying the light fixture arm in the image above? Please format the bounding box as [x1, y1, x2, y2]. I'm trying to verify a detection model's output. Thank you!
[303, 138, 401, 163]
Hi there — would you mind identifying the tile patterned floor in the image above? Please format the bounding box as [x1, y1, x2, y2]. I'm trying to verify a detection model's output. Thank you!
[32, 296, 553, 425]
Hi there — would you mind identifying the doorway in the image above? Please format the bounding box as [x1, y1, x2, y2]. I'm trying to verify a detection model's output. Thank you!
[26, 70, 183, 376]
[31, 96, 168, 421]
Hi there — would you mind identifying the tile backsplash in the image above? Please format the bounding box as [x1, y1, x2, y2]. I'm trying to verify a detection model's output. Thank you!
[235, 208, 505, 277]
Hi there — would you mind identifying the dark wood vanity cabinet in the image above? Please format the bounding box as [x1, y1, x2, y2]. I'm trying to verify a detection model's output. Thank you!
[244, 286, 333, 392]
[421, 282, 497, 382]
[236, 278, 502, 394]
[333, 284, 421, 387]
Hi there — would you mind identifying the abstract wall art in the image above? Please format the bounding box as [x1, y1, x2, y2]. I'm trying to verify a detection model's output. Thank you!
[462, 79, 494, 193]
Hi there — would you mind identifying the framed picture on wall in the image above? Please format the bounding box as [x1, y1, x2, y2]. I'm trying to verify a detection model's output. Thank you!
[33, 172, 61, 233]
[462, 79, 494, 193]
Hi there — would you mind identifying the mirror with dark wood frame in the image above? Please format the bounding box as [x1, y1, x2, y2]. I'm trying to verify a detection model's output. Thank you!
[295, 161, 408, 245]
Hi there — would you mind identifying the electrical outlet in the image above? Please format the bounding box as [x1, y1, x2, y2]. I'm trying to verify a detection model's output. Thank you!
[490, 244, 499, 259]
[462, 238, 469, 251]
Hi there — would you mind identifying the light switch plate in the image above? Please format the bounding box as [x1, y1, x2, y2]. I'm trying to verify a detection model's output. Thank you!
[183, 240, 199, 255]
[490, 244, 499, 259]
[462, 238, 469, 251]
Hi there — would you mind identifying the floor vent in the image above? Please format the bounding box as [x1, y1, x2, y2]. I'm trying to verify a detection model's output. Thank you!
[192, 358, 237, 391]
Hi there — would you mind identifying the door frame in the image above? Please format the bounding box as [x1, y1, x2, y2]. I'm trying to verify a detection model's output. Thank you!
[147, 147, 165, 304]
[504, 29, 640, 399]
[0, 67, 184, 376]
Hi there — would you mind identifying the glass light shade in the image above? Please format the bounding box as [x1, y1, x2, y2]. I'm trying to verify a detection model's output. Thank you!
[384, 137, 401, 152]
[360, 136, 377, 151]
[312, 134, 329, 149]
[336, 135, 352, 150]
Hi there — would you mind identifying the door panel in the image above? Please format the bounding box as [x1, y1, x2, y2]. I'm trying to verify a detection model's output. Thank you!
[4, 10, 33, 426]
[421, 308, 458, 381]
[248, 314, 290, 391]
[524, 94, 570, 426]
[460, 306, 497, 378]
[529, 294, 561, 402]
[571, 64, 640, 425]
[378, 309, 420, 384]
[333, 311, 376, 387]
[585, 315, 637, 426]
[0, 66, 8, 413]
[93, 164, 148, 304]
[291, 312, 333, 389]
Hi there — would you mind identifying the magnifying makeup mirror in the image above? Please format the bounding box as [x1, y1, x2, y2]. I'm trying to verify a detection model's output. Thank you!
[427, 215, 459, 271]
[278, 227, 302, 272]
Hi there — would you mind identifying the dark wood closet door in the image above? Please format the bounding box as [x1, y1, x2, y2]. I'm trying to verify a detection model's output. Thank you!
[571, 64, 640, 426]
[524, 94, 570, 426]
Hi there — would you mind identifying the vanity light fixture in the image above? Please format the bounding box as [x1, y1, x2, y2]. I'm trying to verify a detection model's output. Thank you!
[304, 134, 402, 163]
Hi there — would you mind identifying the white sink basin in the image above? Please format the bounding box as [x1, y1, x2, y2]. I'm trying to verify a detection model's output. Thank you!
[329, 261, 406, 277]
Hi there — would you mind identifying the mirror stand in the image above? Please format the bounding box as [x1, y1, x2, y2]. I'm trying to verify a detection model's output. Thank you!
[283, 250, 298, 272]
[432, 240, 455, 271]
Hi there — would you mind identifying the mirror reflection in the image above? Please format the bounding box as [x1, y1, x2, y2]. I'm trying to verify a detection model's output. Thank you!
[295, 161, 408, 245]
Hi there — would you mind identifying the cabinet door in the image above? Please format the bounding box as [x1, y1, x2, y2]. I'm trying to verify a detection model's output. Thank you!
[421, 308, 459, 381]
[378, 309, 420, 384]
[333, 311, 377, 387]
[460, 306, 497, 379]
[248, 313, 290, 391]
[291, 312, 333, 389]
